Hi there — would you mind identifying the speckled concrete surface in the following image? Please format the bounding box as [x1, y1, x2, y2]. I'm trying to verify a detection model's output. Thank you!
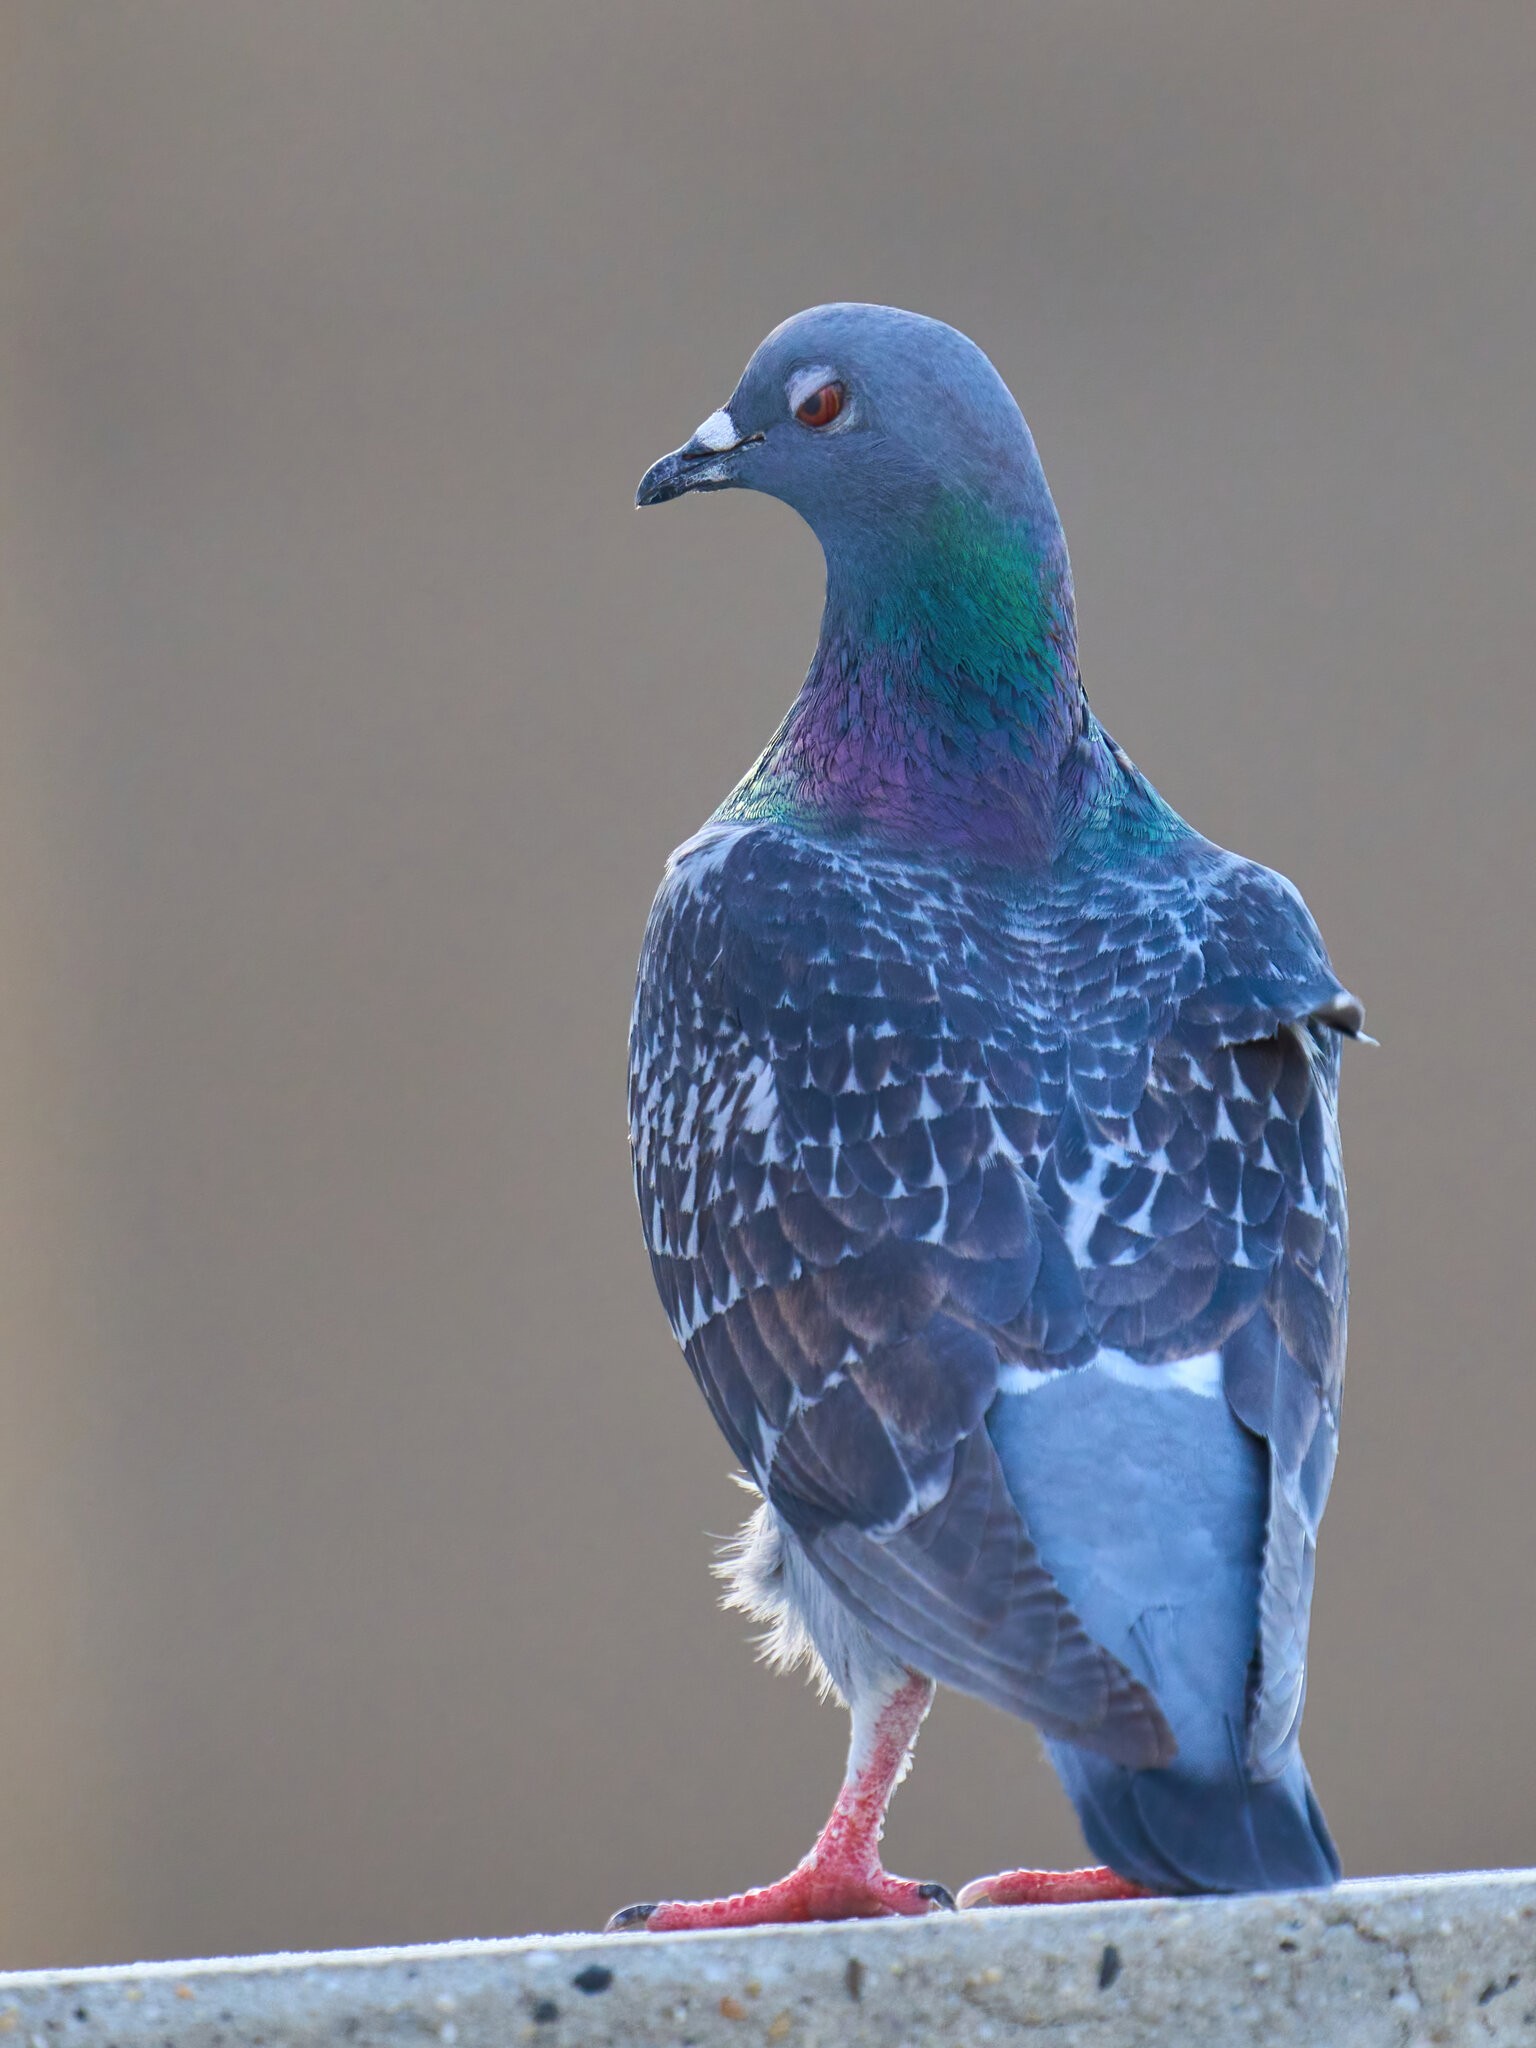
[0, 1872, 1531, 2046]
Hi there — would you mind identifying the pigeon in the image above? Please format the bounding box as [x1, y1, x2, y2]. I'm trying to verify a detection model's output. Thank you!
[615, 305, 1361, 1931]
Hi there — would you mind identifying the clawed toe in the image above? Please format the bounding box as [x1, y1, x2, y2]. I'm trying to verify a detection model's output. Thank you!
[959, 1866, 1151, 1909]
[611, 1867, 1129, 1926]
[603, 1867, 952, 1932]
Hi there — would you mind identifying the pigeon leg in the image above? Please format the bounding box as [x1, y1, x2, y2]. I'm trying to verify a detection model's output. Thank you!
[607, 1670, 953, 1931]
[957, 1866, 1152, 1908]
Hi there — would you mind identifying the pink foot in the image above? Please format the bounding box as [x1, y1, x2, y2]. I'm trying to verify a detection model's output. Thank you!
[608, 1864, 953, 1932]
[606, 1671, 952, 1932]
[957, 1865, 1153, 1908]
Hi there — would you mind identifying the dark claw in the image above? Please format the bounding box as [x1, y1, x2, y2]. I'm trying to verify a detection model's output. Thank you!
[605, 1901, 660, 1933]
[918, 1882, 957, 1911]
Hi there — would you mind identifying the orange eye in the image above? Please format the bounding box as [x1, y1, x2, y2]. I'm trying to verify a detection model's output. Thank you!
[795, 381, 846, 429]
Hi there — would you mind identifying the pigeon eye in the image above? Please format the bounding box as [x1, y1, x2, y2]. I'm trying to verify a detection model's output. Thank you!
[795, 381, 845, 429]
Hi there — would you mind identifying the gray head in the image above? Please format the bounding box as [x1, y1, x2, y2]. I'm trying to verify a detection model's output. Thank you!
[637, 304, 1064, 571]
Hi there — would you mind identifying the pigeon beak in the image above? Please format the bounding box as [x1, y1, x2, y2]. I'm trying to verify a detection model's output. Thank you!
[636, 409, 763, 507]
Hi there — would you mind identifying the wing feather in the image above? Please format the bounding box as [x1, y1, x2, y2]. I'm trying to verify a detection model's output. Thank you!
[631, 820, 1356, 1776]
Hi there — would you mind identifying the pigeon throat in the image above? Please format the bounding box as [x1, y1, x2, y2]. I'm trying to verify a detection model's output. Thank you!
[722, 504, 1083, 864]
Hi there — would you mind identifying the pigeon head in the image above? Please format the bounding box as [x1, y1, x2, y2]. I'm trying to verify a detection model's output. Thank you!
[637, 303, 1066, 586]
[639, 305, 1091, 863]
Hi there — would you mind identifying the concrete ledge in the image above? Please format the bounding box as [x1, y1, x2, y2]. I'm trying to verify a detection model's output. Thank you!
[1, 1871, 1532, 2046]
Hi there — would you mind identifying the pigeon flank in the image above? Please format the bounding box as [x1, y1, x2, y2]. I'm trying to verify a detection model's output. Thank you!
[619, 305, 1363, 1930]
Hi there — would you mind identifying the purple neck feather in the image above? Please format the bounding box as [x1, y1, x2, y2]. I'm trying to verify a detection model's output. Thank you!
[720, 508, 1087, 865]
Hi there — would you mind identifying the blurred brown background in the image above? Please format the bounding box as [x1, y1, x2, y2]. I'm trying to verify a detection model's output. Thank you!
[0, 1, 1533, 1970]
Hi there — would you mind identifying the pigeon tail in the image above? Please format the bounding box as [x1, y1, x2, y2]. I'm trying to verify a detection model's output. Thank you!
[1047, 1742, 1340, 1895]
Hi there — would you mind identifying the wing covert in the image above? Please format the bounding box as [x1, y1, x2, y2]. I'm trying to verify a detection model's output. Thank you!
[1032, 852, 1354, 1781]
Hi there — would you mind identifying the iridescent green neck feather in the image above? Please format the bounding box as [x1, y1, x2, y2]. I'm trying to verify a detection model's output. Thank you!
[720, 500, 1088, 865]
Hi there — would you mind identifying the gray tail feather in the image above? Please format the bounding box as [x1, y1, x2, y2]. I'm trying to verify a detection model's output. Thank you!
[1046, 1742, 1341, 1895]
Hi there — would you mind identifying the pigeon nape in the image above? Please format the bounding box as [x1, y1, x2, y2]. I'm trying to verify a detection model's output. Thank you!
[617, 303, 1360, 1930]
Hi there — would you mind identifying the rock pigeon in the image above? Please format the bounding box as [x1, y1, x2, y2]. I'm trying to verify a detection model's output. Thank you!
[615, 305, 1361, 1930]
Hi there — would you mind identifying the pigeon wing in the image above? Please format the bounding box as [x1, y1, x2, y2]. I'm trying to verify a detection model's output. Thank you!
[632, 825, 1357, 1781]
[1038, 854, 1356, 1783]
[631, 825, 1174, 1767]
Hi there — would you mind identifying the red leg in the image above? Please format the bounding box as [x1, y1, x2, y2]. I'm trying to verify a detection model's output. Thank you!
[607, 1671, 954, 1931]
[958, 1866, 1153, 1908]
